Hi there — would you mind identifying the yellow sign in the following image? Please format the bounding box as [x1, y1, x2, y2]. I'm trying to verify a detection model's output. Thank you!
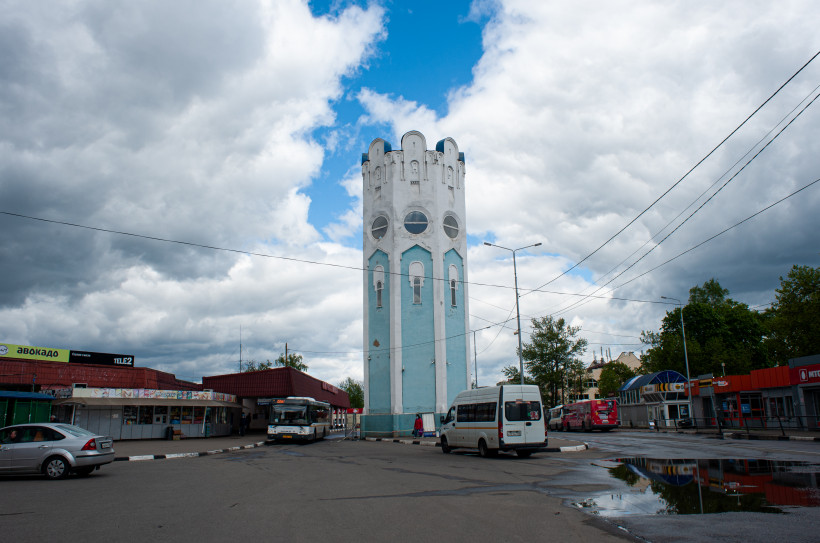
[0, 343, 70, 362]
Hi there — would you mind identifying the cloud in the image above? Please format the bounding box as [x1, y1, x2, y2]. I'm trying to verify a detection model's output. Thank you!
[357, 1, 819, 379]
[0, 0, 385, 385]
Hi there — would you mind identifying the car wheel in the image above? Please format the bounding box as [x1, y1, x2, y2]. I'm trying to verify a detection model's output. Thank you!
[516, 450, 533, 458]
[440, 436, 451, 454]
[75, 466, 95, 477]
[43, 456, 70, 480]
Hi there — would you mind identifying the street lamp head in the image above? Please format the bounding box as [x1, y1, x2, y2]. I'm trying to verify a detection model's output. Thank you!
[533, 242, 542, 247]
[483, 242, 492, 247]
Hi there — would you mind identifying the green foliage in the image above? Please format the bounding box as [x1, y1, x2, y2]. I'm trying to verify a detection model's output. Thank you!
[765, 265, 820, 361]
[519, 316, 588, 407]
[641, 278, 768, 377]
[241, 360, 273, 372]
[337, 377, 364, 408]
[274, 352, 309, 372]
[598, 361, 637, 397]
[498, 365, 537, 386]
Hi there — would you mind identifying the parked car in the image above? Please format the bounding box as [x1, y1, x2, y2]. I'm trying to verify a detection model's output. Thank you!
[0, 423, 115, 479]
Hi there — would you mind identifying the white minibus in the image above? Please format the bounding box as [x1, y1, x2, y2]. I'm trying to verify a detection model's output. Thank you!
[439, 385, 548, 458]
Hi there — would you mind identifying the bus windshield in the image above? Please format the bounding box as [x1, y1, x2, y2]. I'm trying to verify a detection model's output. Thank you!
[271, 405, 308, 425]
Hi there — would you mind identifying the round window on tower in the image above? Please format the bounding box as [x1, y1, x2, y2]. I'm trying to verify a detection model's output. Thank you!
[371, 216, 389, 240]
[443, 215, 459, 239]
[404, 211, 428, 234]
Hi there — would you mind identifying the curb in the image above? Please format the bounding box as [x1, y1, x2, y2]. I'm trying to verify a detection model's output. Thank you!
[113, 441, 267, 462]
[363, 437, 589, 452]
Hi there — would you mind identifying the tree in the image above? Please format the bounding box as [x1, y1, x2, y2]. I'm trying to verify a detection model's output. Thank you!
[241, 360, 273, 372]
[765, 265, 820, 361]
[274, 352, 308, 372]
[641, 278, 768, 377]
[597, 362, 637, 397]
[338, 377, 364, 409]
[498, 365, 537, 386]
[519, 316, 588, 407]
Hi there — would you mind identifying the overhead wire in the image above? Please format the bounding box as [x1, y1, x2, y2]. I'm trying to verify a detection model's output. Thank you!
[544, 85, 820, 318]
[528, 49, 820, 293]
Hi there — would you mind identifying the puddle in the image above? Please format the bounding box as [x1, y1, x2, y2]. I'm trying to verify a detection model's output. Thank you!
[577, 458, 820, 516]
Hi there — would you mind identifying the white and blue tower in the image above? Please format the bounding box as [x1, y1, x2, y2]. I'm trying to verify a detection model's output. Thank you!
[362, 131, 471, 436]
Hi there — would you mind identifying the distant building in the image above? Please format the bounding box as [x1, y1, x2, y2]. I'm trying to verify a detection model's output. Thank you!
[580, 351, 642, 400]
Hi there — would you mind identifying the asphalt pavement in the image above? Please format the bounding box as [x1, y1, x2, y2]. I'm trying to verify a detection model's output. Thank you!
[112, 431, 589, 460]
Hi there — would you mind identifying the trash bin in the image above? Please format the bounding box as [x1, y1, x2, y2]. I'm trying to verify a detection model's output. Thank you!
[166, 426, 174, 440]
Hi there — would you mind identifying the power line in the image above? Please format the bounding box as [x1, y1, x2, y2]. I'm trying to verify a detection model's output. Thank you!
[545, 90, 820, 318]
[611, 177, 820, 291]
[529, 49, 820, 293]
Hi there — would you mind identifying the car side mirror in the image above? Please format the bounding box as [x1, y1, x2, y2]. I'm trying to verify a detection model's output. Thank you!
[439, 416, 445, 424]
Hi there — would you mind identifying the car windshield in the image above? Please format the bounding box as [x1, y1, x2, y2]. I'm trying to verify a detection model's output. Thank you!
[53, 424, 95, 437]
[271, 405, 308, 425]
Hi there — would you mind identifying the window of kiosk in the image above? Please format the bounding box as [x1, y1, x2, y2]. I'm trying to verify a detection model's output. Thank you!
[217, 407, 227, 424]
[193, 407, 205, 424]
[154, 406, 168, 424]
[181, 406, 194, 424]
[123, 406, 138, 425]
[170, 406, 181, 424]
[138, 406, 153, 425]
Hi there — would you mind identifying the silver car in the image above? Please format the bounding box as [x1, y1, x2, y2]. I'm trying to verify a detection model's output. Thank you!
[0, 423, 115, 479]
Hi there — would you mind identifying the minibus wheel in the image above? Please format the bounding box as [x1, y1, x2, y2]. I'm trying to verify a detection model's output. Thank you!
[440, 436, 451, 454]
[477, 439, 496, 458]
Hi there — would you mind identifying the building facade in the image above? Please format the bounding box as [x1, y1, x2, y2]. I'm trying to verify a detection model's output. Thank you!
[362, 132, 471, 436]
[581, 351, 642, 400]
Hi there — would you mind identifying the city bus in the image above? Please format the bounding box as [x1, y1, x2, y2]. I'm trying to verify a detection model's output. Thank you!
[562, 398, 619, 431]
[267, 397, 331, 443]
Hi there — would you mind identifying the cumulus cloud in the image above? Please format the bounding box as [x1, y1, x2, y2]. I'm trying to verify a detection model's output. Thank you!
[0, 0, 385, 385]
[357, 1, 819, 381]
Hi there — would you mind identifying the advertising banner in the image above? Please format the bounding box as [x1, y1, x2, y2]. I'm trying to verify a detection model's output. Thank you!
[68, 350, 134, 367]
[0, 343, 70, 362]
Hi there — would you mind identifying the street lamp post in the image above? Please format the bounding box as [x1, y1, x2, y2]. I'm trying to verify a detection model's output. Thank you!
[484, 241, 542, 385]
[661, 296, 693, 423]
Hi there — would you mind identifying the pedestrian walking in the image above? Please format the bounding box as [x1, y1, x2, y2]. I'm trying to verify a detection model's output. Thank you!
[413, 414, 424, 438]
[240, 411, 248, 436]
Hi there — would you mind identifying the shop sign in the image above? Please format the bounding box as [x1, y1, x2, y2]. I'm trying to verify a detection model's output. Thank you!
[791, 364, 820, 385]
[0, 343, 70, 362]
[347, 408, 363, 414]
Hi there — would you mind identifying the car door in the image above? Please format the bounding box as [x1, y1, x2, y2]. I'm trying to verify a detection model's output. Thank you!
[11, 426, 53, 472]
[0, 428, 16, 472]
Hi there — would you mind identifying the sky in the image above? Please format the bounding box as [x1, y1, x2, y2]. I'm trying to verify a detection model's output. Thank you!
[1, 0, 818, 389]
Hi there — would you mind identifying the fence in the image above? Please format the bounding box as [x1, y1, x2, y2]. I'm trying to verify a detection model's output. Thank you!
[647, 415, 820, 437]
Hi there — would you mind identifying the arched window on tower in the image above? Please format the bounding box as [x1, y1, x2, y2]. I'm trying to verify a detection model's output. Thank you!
[373, 265, 385, 309]
[409, 261, 424, 305]
[448, 265, 459, 307]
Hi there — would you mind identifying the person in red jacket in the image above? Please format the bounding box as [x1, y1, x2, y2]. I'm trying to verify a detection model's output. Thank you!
[413, 414, 424, 437]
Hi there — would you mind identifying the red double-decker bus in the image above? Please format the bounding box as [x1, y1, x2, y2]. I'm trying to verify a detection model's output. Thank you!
[562, 398, 618, 431]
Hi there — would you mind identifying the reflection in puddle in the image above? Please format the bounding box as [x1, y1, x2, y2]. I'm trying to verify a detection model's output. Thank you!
[578, 458, 820, 516]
